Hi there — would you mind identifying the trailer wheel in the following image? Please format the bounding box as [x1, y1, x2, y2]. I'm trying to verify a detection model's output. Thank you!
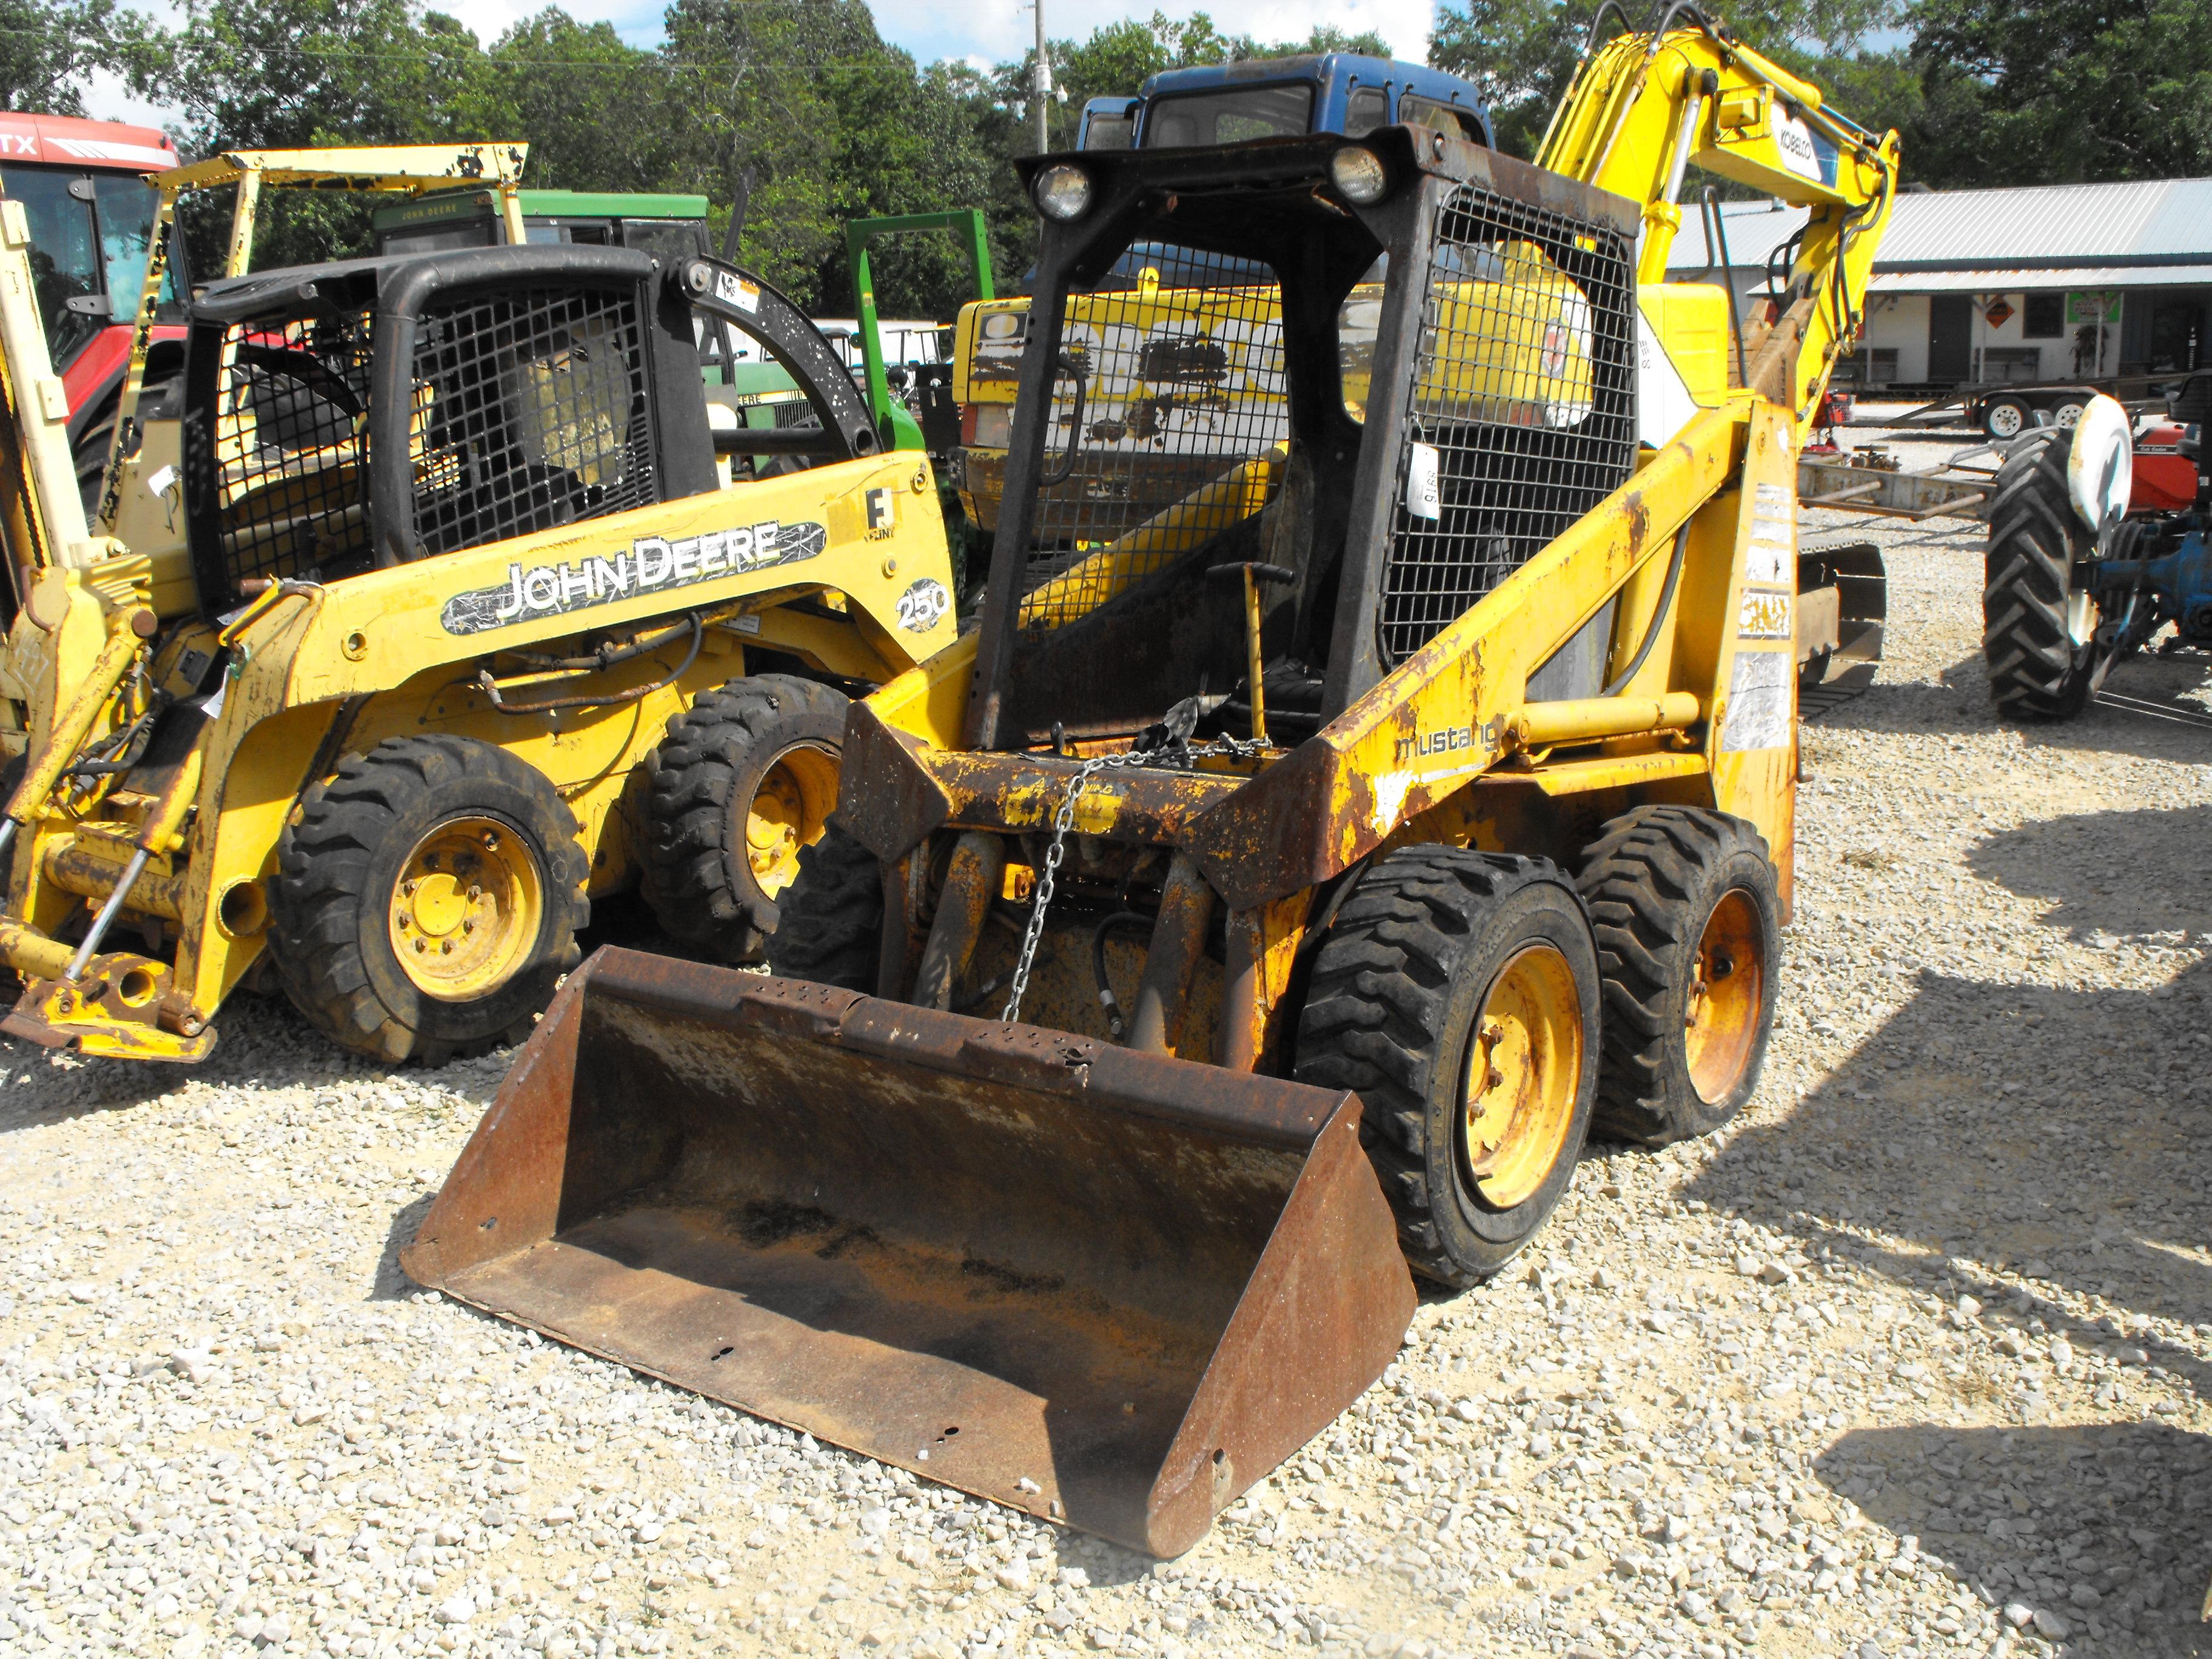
[763, 822, 882, 991]
[1983, 396, 2031, 440]
[269, 736, 589, 1065]
[1296, 845, 1599, 1289]
[2053, 397, 2086, 431]
[1576, 806, 1780, 1147]
[1983, 426, 2100, 721]
[641, 675, 847, 962]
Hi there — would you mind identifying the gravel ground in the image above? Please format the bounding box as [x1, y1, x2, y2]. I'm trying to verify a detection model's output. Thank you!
[2, 484, 2209, 1659]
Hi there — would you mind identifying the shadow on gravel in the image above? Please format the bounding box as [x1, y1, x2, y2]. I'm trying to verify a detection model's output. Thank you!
[1812, 1421, 2211, 1655]
[373, 1193, 437, 1299]
[1683, 962, 2212, 1401]
[1972, 807, 2212, 942]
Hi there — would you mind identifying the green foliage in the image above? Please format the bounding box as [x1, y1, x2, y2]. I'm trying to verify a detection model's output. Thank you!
[0, 0, 124, 115]
[1431, 0, 1905, 157]
[1905, 0, 2212, 184]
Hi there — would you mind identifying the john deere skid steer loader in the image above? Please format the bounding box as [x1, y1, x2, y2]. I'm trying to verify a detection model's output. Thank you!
[0, 199, 957, 1064]
[408, 13, 1896, 1556]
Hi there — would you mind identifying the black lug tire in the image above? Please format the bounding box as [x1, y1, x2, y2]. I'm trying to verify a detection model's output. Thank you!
[1983, 426, 2098, 722]
[267, 735, 589, 1067]
[640, 674, 848, 963]
[763, 820, 883, 991]
[1577, 805, 1781, 1148]
[1295, 845, 1600, 1289]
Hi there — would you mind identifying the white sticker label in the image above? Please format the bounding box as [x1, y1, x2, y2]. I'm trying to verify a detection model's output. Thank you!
[1775, 110, 1823, 181]
[895, 577, 950, 633]
[1738, 589, 1792, 640]
[145, 463, 177, 497]
[1720, 650, 1794, 752]
[1406, 443, 1441, 521]
[715, 268, 761, 313]
[865, 488, 896, 532]
[1635, 304, 1706, 451]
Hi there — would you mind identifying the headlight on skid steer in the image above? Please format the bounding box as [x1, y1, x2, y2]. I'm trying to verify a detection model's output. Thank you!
[1329, 145, 1390, 205]
[1033, 164, 1093, 221]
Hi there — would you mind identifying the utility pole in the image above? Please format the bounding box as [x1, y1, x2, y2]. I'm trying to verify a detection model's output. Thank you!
[1031, 0, 1050, 152]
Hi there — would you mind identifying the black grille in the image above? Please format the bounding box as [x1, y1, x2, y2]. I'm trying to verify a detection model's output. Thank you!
[1016, 247, 1287, 634]
[409, 286, 657, 558]
[209, 310, 376, 586]
[1376, 183, 1637, 667]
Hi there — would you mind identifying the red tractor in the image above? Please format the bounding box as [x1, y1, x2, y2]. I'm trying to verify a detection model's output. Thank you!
[0, 112, 183, 497]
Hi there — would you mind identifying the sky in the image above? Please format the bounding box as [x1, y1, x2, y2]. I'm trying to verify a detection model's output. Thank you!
[82, 0, 1443, 131]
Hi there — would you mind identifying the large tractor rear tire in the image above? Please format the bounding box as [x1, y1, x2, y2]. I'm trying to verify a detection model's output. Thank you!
[269, 735, 590, 1065]
[1296, 845, 1599, 1289]
[1577, 805, 1780, 1147]
[641, 674, 846, 962]
[1983, 427, 2100, 721]
[763, 822, 882, 991]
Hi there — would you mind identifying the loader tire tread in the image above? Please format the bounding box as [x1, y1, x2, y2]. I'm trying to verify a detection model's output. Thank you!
[1296, 844, 1597, 1289]
[268, 734, 589, 1067]
[641, 674, 848, 963]
[765, 821, 882, 991]
[1983, 426, 2094, 722]
[1576, 805, 1779, 1147]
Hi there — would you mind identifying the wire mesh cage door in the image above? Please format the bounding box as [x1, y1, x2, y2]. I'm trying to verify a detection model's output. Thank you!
[1375, 180, 1637, 669]
[1012, 246, 1291, 638]
[409, 284, 660, 560]
[207, 309, 377, 593]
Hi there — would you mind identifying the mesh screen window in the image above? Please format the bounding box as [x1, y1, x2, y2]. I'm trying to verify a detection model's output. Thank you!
[1377, 183, 1637, 667]
[210, 310, 377, 589]
[1015, 246, 1287, 635]
[409, 286, 658, 558]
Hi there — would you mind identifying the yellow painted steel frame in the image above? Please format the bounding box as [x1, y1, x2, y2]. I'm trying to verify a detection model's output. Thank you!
[1537, 27, 1898, 434]
[0, 453, 954, 1061]
[851, 399, 1801, 1067]
[93, 144, 533, 545]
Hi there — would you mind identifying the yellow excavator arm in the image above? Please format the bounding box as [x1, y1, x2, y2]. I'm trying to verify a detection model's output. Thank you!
[1538, 18, 1899, 433]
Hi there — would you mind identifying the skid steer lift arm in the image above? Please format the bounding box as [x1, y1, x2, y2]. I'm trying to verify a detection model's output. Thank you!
[1538, 14, 1898, 432]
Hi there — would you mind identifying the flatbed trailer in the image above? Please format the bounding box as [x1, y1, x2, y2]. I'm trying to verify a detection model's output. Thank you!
[1797, 452, 1994, 521]
[1890, 374, 2176, 440]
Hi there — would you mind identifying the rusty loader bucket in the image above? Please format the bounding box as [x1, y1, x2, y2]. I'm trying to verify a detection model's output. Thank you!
[403, 948, 1415, 1556]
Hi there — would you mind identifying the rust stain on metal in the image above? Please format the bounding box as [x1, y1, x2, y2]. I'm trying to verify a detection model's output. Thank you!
[405, 948, 1414, 1557]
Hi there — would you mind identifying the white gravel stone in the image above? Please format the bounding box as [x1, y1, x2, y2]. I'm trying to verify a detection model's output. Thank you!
[0, 464, 2206, 1657]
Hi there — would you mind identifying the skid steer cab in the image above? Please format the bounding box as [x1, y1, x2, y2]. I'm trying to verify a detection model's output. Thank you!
[0, 233, 958, 1064]
[411, 124, 1812, 1555]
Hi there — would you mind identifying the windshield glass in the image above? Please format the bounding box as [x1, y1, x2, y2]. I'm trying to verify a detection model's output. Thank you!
[1, 166, 99, 363]
[1142, 83, 1314, 148]
[0, 166, 175, 366]
[93, 174, 165, 317]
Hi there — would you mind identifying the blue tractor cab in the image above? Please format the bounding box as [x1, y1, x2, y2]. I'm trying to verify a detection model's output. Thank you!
[1074, 54, 1491, 151]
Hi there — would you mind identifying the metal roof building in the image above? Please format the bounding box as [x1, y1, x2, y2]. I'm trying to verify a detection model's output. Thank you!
[1666, 178, 2212, 389]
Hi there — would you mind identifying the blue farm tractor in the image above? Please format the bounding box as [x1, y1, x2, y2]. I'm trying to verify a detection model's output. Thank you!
[1982, 380, 2212, 720]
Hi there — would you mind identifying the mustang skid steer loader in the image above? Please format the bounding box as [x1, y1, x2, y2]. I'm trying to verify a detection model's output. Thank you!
[408, 13, 1897, 1557]
[0, 203, 957, 1064]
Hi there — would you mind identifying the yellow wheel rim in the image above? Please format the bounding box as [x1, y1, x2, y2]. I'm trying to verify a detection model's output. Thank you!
[744, 744, 839, 899]
[1460, 944, 1584, 1210]
[387, 816, 543, 1002]
[1685, 888, 1764, 1104]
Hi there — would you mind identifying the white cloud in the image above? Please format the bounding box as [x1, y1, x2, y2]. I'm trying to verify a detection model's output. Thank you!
[878, 0, 1439, 68]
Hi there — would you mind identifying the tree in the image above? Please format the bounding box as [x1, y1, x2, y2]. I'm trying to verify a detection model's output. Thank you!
[1430, 0, 1905, 156]
[1905, 0, 2212, 184]
[0, 0, 121, 115]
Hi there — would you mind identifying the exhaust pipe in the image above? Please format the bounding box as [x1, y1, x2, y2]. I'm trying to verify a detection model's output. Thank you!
[404, 947, 1414, 1557]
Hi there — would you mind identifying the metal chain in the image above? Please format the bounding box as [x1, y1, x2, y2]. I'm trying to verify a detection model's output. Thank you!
[1000, 736, 1258, 1024]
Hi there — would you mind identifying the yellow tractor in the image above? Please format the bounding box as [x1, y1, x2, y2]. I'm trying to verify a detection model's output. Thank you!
[407, 16, 1895, 1555]
[0, 161, 958, 1063]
